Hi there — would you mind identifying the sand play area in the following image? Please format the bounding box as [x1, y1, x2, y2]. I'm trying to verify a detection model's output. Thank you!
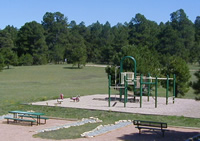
[1, 94, 200, 141]
[32, 94, 200, 118]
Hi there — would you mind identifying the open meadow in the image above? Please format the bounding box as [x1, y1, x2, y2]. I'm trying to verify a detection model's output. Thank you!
[0, 64, 108, 115]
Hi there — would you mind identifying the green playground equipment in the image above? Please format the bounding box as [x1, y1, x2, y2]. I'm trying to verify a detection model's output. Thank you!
[108, 56, 176, 108]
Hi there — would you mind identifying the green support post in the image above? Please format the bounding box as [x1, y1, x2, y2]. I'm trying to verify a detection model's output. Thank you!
[173, 74, 176, 104]
[155, 76, 158, 108]
[124, 75, 128, 107]
[108, 75, 111, 107]
[147, 73, 151, 102]
[140, 74, 143, 108]
[166, 75, 169, 105]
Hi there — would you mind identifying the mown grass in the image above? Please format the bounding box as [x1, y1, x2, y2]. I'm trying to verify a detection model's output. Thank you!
[0, 64, 200, 140]
[34, 122, 100, 140]
[0, 64, 108, 115]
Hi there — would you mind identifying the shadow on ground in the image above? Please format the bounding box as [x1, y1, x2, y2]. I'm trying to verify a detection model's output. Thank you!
[63, 67, 80, 69]
[117, 129, 199, 141]
[93, 97, 140, 103]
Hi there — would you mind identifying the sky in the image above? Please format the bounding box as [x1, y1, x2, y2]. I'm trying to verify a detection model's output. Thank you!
[0, 0, 199, 29]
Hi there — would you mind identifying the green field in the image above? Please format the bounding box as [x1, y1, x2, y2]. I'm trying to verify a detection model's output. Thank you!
[0, 64, 108, 115]
[0, 64, 200, 140]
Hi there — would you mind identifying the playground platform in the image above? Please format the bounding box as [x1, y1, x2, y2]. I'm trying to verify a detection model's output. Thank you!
[32, 94, 200, 118]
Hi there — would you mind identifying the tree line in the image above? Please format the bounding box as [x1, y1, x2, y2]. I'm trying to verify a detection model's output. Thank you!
[0, 9, 200, 97]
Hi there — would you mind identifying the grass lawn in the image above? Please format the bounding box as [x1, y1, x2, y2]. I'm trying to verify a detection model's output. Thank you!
[0, 64, 108, 115]
[0, 64, 200, 140]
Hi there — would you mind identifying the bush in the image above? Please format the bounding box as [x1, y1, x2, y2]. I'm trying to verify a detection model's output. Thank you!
[192, 70, 200, 100]
[19, 54, 33, 66]
[33, 54, 47, 65]
[0, 55, 5, 71]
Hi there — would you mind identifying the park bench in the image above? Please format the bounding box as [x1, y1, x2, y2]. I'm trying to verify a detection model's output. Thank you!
[18, 115, 49, 124]
[4, 117, 36, 126]
[133, 120, 168, 137]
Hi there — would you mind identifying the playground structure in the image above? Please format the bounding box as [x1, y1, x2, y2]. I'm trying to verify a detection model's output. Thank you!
[57, 93, 64, 104]
[108, 56, 176, 108]
[71, 95, 80, 102]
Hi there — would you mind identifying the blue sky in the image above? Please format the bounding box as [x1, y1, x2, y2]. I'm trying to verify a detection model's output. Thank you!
[0, 0, 199, 29]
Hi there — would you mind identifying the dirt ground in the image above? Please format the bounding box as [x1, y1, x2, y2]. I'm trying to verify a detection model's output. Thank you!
[1, 118, 200, 141]
[32, 94, 200, 118]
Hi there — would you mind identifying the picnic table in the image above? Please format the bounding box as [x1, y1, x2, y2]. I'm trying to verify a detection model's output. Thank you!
[5, 110, 47, 126]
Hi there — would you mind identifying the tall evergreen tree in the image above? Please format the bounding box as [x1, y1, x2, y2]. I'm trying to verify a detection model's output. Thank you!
[170, 9, 195, 62]
[67, 25, 87, 68]
[17, 21, 48, 65]
[195, 16, 200, 43]
[112, 23, 129, 52]
[0, 30, 14, 49]
[3, 25, 18, 49]
[193, 16, 200, 63]
[128, 13, 159, 49]
[157, 22, 181, 55]
[42, 12, 69, 63]
[100, 21, 114, 63]
[87, 21, 103, 62]
[0, 29, 18, 68]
